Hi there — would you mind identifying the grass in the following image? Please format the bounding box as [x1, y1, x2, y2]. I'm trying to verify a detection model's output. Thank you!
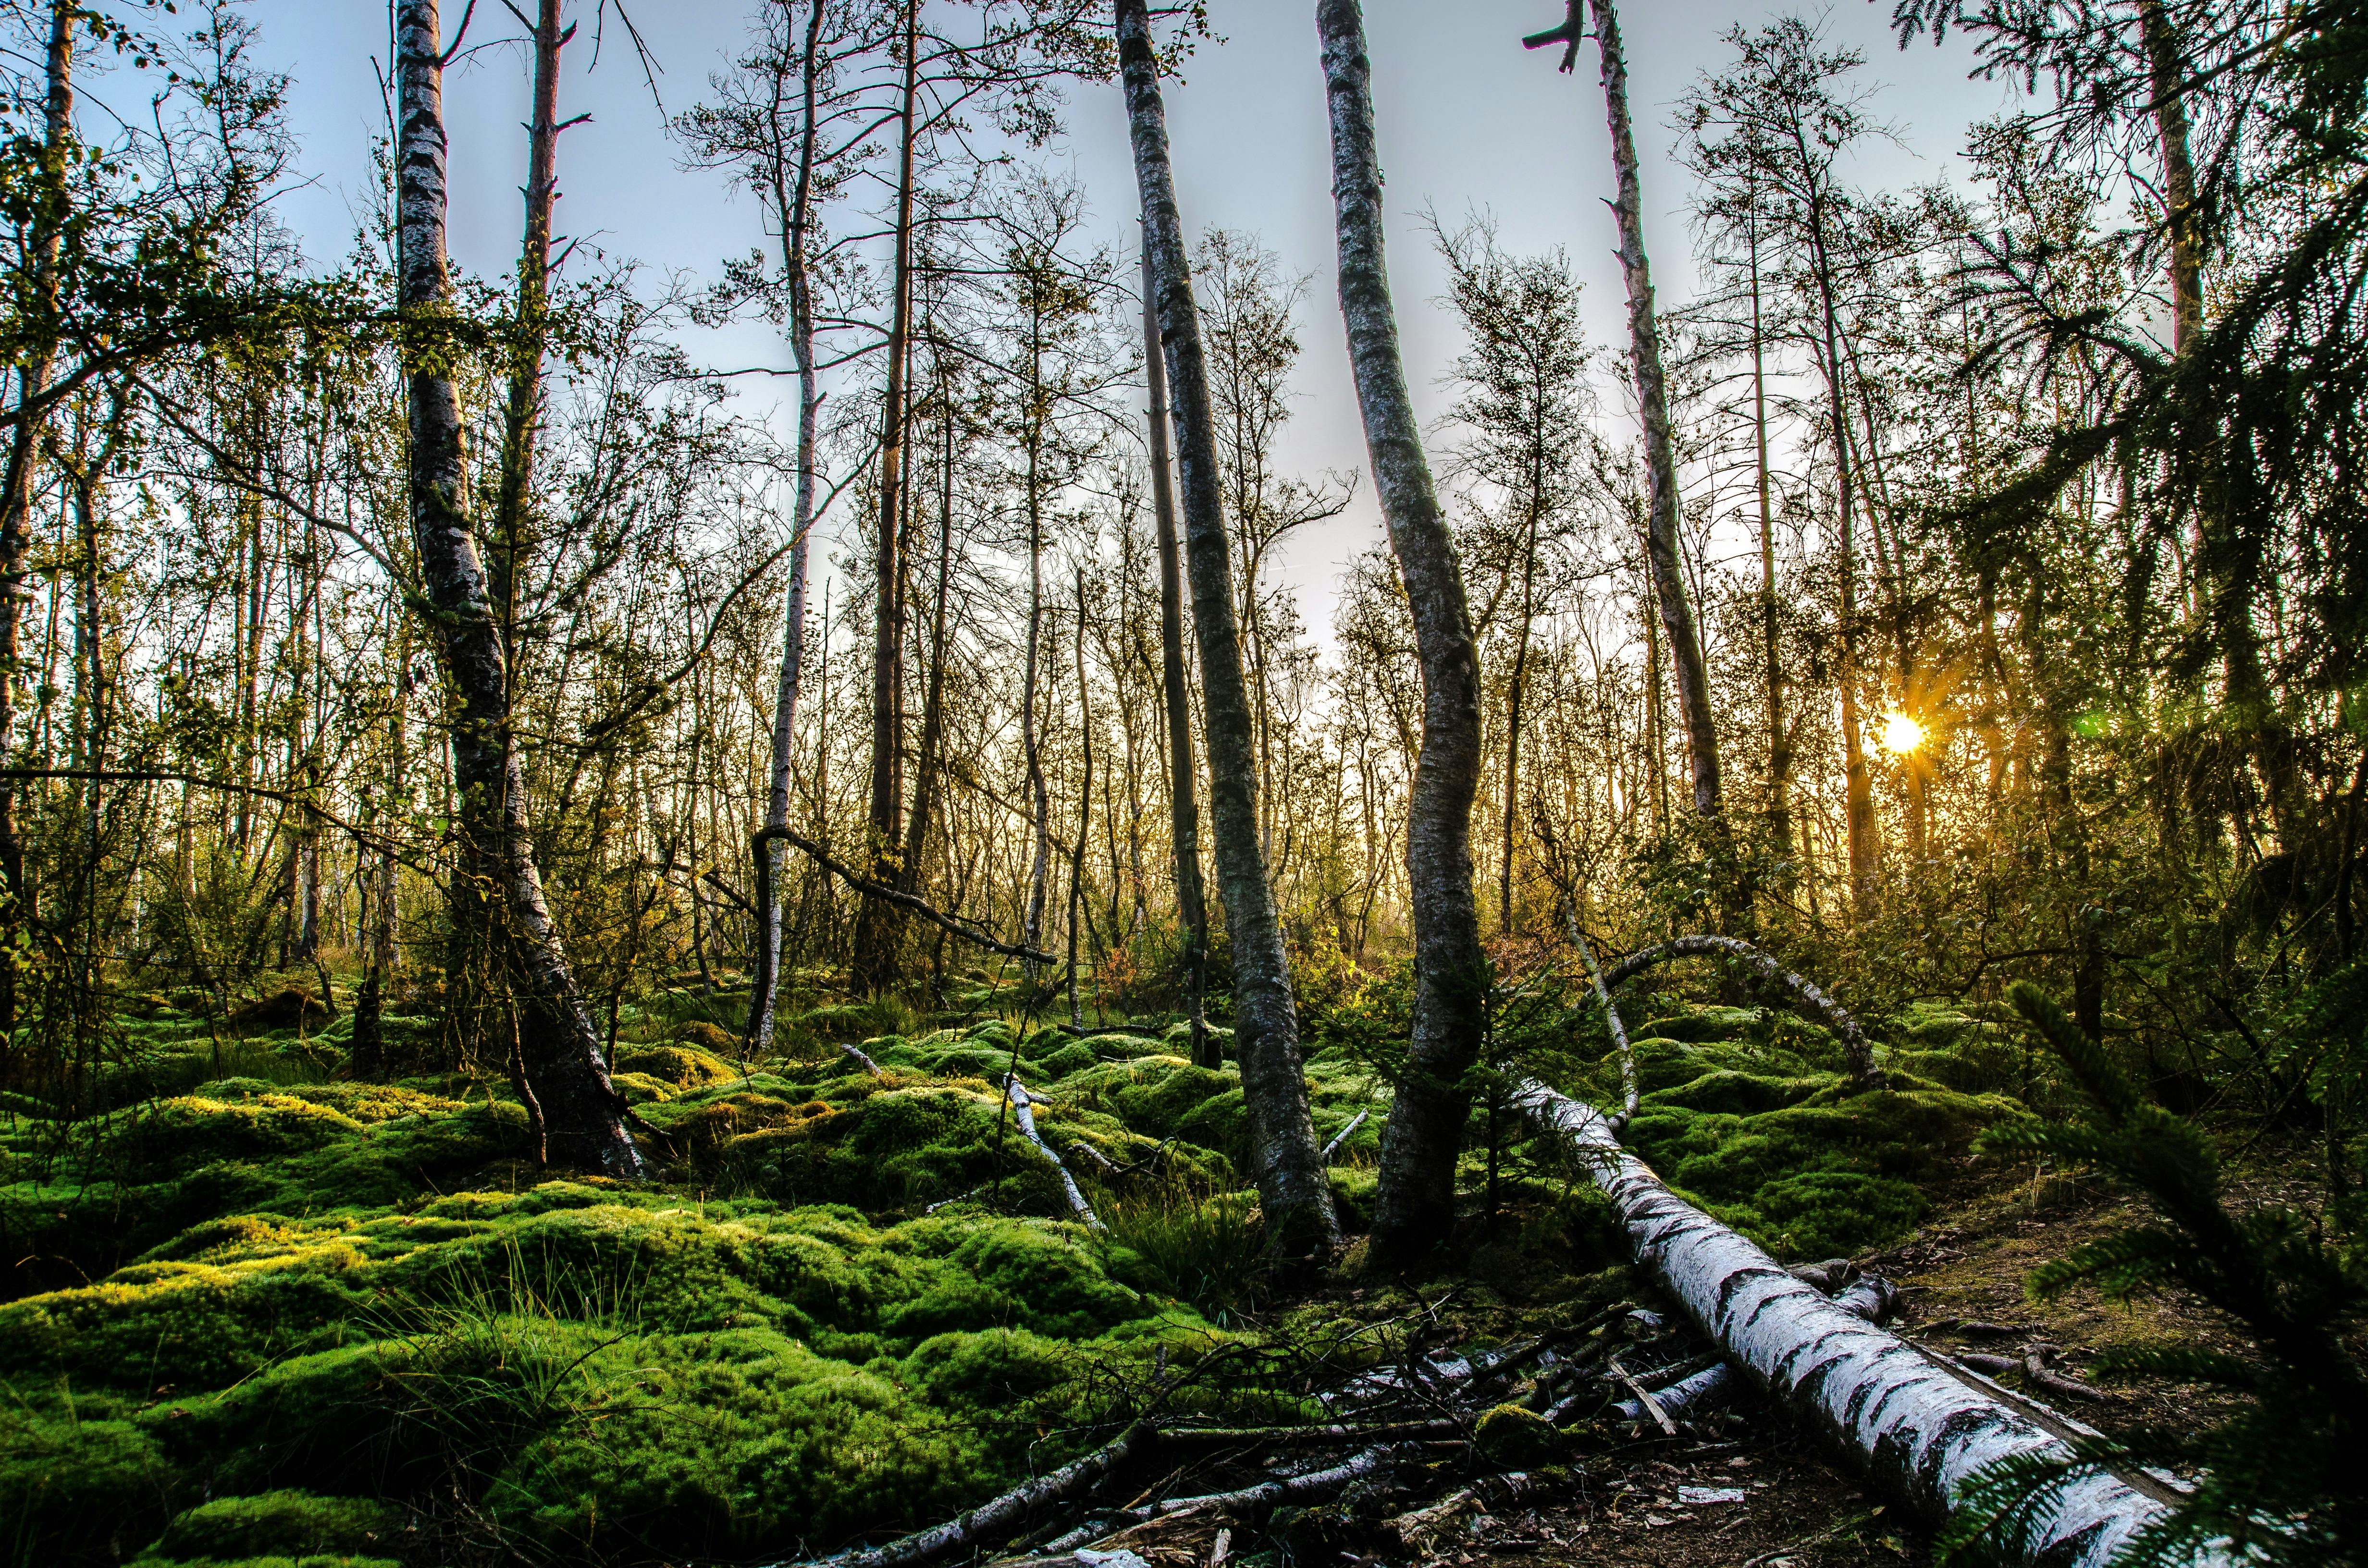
[1100, 1176, 1264, 1321]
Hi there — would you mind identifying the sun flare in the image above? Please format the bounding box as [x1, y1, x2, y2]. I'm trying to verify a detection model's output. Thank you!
[1879, 711, 1927, 755]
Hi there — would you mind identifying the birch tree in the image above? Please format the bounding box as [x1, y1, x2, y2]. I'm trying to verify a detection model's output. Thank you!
[394, 0, 637, 1175]
[1317, 0, 1487, 1264]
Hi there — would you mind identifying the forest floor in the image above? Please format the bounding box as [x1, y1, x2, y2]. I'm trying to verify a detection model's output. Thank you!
[0, 972, 2243, 1568]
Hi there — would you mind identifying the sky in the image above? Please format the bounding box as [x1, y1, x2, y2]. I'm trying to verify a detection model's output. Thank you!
[246, 0, 2025, 640]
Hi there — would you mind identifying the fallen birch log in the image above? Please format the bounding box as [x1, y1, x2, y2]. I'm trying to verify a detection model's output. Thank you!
[1512, 1077, 2207, 1568]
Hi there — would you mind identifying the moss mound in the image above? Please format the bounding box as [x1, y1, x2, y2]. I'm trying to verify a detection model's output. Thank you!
[1601, 1003, 2021, 1258]
[615, 1042, 738, 1089]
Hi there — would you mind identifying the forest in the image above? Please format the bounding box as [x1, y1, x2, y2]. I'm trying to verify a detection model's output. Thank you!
[1, 0, 2363, 1565]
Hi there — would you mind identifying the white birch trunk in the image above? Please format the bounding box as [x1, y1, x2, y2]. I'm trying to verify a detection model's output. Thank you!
[1514, 1077, 2215, 1567]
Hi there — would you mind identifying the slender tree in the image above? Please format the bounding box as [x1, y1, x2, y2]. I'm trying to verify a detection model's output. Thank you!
[1142, 240, 1213, 1067]
[1318, 0, 1488, 1264]
[1115, 0, 1336, 1258]
[1527, 0, 1723, 825]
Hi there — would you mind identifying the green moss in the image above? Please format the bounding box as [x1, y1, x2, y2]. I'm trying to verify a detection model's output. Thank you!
[618, 1043, 738, 1088]
[0, 1404, 184, 1564]
[1623, 1080, 2017, 1260]
[136, 1491, 399, 1564]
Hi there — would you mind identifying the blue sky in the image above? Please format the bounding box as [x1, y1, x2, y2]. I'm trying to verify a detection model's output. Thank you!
[247, 0, 2021, 630]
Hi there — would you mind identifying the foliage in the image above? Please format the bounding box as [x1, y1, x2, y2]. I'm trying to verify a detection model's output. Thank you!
[1940, 982, 2368, 1567]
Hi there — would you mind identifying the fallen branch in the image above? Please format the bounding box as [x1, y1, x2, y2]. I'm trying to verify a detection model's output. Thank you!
[1394, 1471, 1540, 1551]
[771, 1422, 1155, 1568]
[1512, 1076, 2214, 1567]
[1320, 1109, 1369, 1162]
[2024, 1348, 2117, 1404]
[1152, 1444, 1401, 1518]
[1156, 1420, 1459, 1448]
[767, 826, 1056, 964]
[1005, 1075, 1101, 1231]
[839, 1040, 885, 1078]
[1601, 934, 1879, 1084]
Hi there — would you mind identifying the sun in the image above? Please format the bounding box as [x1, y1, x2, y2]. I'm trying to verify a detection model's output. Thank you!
[1879, 711, 1926, 755]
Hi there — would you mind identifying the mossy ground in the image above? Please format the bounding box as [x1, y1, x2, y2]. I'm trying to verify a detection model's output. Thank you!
[0, 977, 2021, 1568]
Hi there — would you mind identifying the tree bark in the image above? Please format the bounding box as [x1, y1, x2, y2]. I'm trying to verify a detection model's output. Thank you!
[396, 0, 636, 1176]
[748, 0, 829, 1058]
[1317, 0, 1488, 1264]
[853, 0, 921, 993]
[1117, 0, 1336, 1258]
[1588, 0, 1719, 820]
[1144, 242, 1214, 1069]
[0, 0, 73, 1038]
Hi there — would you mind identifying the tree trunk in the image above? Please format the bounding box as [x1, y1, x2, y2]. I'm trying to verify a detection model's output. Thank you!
[852, 0, 921, 994]
[1514, 1077, 2204, 1568]
[395, 0, 636, 1176]
[1069, 567, 1093, 1029]
[1143, 242, 1214, 1068]
[2135, 0, 2201, 355]
[1750, 216, 1792, 862]
[899, 362, 956, 902]
[1117, 0, 1336, 1257]
[1589, 0, 1719, 820]
[1317, 0, 1488, 1265]
[1803, 210, 1879, 914]
[1500, 518, 1536, 935]
[746, 0, 828, 1059]
[0, 0, 73, 1038]
[1022, 422, 1051, 986]
[353, 648, 408, 1081]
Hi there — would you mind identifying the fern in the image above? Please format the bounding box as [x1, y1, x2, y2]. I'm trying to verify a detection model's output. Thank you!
[1941, 983, 2368, 1567]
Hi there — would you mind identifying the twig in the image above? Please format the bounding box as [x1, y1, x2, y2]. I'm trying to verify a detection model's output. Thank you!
[1602, 934, 1882, 1084]
[767, 826, 1056, 963]
[766, 1422, 1154, 1568]
[1608, 1354, 1676, 1435]
[1320, 1109, 1369, 1162]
